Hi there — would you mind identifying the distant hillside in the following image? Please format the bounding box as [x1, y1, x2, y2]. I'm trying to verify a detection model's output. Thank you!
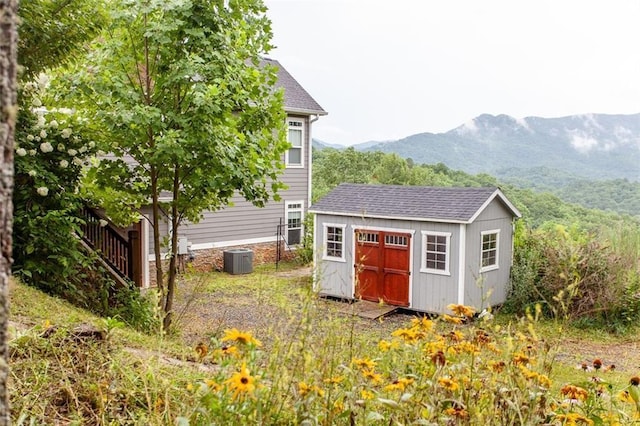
[350, 113, 640, 181]
[312, 139, 345, 150]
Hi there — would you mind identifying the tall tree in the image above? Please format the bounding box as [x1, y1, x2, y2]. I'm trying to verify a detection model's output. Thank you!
[72, 0, 288, 330]
[0, 0, 18, 422]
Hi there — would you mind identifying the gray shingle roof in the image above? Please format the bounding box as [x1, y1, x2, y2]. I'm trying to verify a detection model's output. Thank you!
[309, 184, 520, 223]
[263, 58, 327, 115]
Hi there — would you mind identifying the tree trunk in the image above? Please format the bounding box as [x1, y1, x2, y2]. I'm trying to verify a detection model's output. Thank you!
[0, 0, 17, 423]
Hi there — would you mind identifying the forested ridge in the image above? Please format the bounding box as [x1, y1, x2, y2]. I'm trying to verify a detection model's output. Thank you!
[312, 147, 640, 229]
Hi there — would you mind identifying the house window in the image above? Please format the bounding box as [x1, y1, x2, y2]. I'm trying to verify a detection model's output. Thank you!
[286, 119, 304, 167]
[480, 230, 500, 271]
[421, 231, 451, 275]
[323, 224, 346, 261]
[285, 201, 303, 245]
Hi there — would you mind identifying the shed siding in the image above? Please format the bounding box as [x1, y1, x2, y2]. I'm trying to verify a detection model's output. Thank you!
[410, 221, 461, 313]
[314, 197, 517, 314]
[464, 200, 514, 309]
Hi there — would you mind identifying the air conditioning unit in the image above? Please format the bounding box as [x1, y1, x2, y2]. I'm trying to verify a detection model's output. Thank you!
[223, 249, 254, 275]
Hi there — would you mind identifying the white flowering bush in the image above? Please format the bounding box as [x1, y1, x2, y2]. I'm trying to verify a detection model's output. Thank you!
[13, 75, 99, 295]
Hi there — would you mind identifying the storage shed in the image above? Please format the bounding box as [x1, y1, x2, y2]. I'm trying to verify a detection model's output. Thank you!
[309, 184, 522, 314]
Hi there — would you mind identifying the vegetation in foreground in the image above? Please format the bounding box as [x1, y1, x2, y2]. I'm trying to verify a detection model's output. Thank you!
[9, 269, 640, 425]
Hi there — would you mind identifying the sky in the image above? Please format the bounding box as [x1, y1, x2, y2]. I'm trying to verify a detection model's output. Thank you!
[263, 0, 640, 146]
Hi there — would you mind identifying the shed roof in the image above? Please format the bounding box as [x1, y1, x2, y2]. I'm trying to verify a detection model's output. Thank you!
[309, 184, 521, 224]
[263, 58, 327, 116]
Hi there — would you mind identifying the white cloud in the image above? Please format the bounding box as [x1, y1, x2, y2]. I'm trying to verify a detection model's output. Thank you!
[570, 133, 599, 153]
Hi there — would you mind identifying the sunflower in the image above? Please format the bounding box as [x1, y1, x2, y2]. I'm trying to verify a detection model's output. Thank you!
[224, 362, 256, 399]
[383, 377, 414, 392]
[221, 328, 262, 346]
[298, 382, 324, 397]
[554, 412, 594, 425]
[378, 339, 400, 352]
[444, 406, 469, 419]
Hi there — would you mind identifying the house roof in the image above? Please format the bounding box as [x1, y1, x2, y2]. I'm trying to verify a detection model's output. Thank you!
[309, 184, 521, 224]
[262, 58, 327, 116]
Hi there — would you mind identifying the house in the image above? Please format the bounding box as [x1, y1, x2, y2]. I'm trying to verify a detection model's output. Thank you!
[81, 59, 326, 287]
[309, 184, 522, 314]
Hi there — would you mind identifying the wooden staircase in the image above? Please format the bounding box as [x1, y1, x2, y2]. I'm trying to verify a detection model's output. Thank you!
[78, 206, 143, 287]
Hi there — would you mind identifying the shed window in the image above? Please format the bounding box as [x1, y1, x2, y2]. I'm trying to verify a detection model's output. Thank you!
[286, 119, 304, 167]
[357, 231, 379, 244]
[385, 234, 408, 247]
[421, 231, 451, 275]
[323, 224, 346, 261]
[480, 230, 500, 272]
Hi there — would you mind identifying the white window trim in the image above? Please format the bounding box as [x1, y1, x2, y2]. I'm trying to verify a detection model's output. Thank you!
[479, 229, 500, 273]
[322, 223, 347, 262]
[420, 230, 451, 275]
[285, 118, 304, 168]
[285, 200, 304, 246]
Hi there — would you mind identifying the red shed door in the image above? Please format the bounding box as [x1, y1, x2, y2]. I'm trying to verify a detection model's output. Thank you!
[354, 230, 411, 307]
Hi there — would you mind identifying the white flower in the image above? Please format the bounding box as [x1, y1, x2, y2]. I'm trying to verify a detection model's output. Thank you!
[16, 148, 27, 157]
[28, 149, 37, 156]
[96, 150, 106, 156]
[36, 114, 45, 128]
[78, 146, 87, 153]
[35, 136, 40, 142]
[57, 143, 65, 151]
[36, 186, 49, 196]
[37, 73, 50, 90]
[61, 128, 72, 139]
[48, 120, 59, 129]
[72, 157, 83, 166]
[99, 219, 108, 227]
[39, 129, 47, 139]
[39, 142, 53, 153]
[23, 82, 37, 92]
[31, 97, 42, 108]
[67, 149, 77, 156]
[59, 159, 69, 168]
[28, 170, 37, 177]
[26, 134, 34, 141]
[88, 141, 95, 148]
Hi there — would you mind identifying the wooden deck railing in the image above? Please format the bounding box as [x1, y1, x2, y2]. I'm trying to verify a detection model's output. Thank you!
[78, 206, 142, 286]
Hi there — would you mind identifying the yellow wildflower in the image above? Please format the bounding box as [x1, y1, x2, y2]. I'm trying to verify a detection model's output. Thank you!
[442, 314, 463, 325]
[619, 390, 634, 403]
[362, 369, 383, 385]
[554, 412, 594, 425]
[447, 304, 476, 318]
[447, 330, 465, 342]
[378, 339, 400, 352]
[489, 360, 506, 373]
[224, 362, 256, 400]
[410, 316, 434, 331]
[383, 377, 414, 392]
[323, 375, 344, 385]
[391, 327, 422, 343]
[438, 377, 460, 392]
[298, 382, 324, 398]
[221, 328, 262, 346]
[512, 352, 532, 366]
[360, 389, 375, 400]
[205, 379, 221, 392]
[560, 384, 589, 401]
[352, 357, 376, 370]
[444, 406, 469, 419]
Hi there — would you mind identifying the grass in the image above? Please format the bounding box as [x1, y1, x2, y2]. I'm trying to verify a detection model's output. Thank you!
[9, 265, 640, 424]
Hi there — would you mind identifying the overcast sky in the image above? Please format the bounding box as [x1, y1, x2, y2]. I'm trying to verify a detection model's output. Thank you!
[263, 0, 640, 146]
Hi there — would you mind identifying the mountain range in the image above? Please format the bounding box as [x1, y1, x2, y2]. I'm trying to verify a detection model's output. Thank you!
[315, 113, 640, 182]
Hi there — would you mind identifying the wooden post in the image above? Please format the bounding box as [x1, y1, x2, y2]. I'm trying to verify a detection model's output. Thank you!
[129, 229, 142, 287]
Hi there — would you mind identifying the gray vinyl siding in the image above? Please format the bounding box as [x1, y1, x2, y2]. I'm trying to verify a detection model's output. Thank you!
[463, 201, 515, 309]
[147, 114, 311, 253]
